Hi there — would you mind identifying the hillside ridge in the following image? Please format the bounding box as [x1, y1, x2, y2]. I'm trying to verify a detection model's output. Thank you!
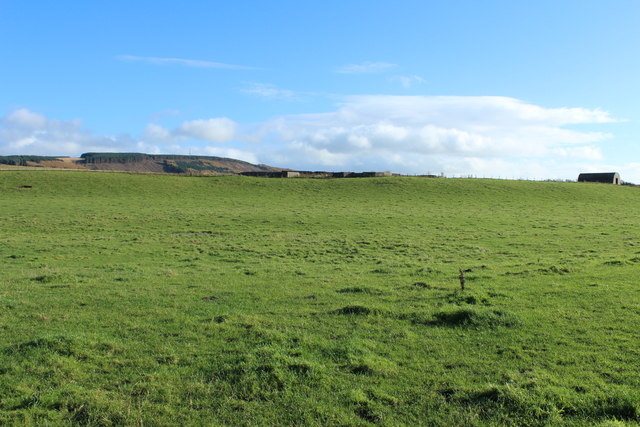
[0, 152, 285, 175]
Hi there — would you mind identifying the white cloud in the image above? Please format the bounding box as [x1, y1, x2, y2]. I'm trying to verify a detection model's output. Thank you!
[288, 142, 350, 167]
[199, 146, 259, 164]
[335, 62, 397, 74]
[118, 55, 259, 70]
[553, 146, 603, 160]
[390, 75, 426, 88]
[5, 109, 50, 128]
[143, 118, 237, 144]
[177, 118, 237, 143]
[143, 123, 173, 143]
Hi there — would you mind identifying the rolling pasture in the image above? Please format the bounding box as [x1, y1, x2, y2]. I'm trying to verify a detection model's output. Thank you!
[1, 171, 639, 425]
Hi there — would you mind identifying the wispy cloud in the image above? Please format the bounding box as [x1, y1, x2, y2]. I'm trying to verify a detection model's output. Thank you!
[389, 74, 426, 88]
[240, 82, 296, 99]
[117, 55, 260, 70]
[335, 61, 397, 74]
[149, 109, 181, 121]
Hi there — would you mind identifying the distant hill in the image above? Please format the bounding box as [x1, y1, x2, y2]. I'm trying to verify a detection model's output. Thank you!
[0, 153, 285, 175]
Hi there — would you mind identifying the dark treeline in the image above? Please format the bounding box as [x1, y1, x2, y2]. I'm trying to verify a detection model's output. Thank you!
[80, 152, 243, 164]
[0, 155, 59, 166]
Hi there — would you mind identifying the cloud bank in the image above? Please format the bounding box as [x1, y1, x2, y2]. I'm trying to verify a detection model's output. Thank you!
[0, 96, 619, 180]
[252, 95, 614, 176]
[0, 109, 125, 155]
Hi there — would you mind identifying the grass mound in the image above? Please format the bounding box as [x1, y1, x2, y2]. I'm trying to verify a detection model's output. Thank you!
[431, 307, 520, 328]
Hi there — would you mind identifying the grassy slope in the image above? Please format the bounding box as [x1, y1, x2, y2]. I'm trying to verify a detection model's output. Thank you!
[0, 171, 639, 426]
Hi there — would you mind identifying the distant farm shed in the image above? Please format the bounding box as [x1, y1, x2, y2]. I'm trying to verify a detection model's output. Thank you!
[577, 172, 621, 185]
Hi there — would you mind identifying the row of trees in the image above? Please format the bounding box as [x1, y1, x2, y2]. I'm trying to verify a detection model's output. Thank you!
[81, 153, 150, 164]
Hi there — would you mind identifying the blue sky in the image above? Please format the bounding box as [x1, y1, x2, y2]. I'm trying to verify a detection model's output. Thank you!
[2, 0, 639, 181]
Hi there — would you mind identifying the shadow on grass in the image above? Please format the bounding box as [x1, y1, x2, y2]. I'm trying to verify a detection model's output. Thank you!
[336, 287, 385, 295]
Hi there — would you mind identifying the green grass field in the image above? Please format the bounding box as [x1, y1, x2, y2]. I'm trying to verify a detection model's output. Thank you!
[1, 171, 639, 425]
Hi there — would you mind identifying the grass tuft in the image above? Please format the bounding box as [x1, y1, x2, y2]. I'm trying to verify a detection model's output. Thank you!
[331, 305, 382, 316]
[447, 290, 491, 305]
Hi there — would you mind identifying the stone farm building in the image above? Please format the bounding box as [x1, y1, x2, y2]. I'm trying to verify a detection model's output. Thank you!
[577, 172, 621, 185]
